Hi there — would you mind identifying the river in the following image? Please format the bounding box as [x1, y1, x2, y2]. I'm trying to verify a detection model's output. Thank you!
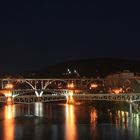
[0, 102, 139, 140]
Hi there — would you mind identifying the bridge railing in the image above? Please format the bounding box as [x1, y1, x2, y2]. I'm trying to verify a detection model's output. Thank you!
[72, 93, 140, 101]
[0, 93, 140, 104]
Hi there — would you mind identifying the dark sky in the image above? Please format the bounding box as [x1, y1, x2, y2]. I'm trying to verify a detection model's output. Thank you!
[0, 0, 140, 73]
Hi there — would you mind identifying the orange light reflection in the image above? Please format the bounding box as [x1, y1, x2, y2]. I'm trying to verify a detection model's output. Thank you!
[90, 108, 98, 126]
[65, 104, 77, 140]
[90, 107, 98, 139]
[4, 105, 15, 140]
[67, 90, 75, 104]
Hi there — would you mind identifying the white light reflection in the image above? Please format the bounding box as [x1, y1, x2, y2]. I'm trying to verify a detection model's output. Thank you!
[34, 102, 43, 117]
[128, 113, 140, 135]
[116, 110, 129, 129]
[116, 110, 140, 132]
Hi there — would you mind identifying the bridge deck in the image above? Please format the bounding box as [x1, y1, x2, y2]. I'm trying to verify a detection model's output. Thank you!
[0, 93, 140, 104]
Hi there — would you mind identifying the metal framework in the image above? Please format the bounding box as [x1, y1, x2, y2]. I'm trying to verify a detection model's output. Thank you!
[0, 78, 140, 115]
[13, 95, 66, 104]
[0, 93, 140, 103]
[72, 93, 140, 102]
[0, 78, 105, 96]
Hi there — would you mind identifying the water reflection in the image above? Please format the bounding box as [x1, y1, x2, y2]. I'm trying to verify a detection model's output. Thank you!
[34, 103, 43, 117]
[90, 107, 98, 139]
[117, 111, 128, 129]
[130, 113, 140, 137]
[65, 104, 77, 140]
[90, 107, 98, 125]
[4, 105, 15, 140]
[89, 107, 140, 140]
[4, 105, 15, 119]
[0, 103, 140, 140]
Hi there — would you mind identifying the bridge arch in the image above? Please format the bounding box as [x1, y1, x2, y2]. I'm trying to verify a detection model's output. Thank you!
[43, 80, 68, 89]
[24, 80, 35, 89]
[11, 80, 36, 90]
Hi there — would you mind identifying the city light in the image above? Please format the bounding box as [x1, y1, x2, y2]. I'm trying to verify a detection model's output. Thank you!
[67, 83, 75, 89]
[2, 83, 14, 104]
[66, 90, 74, 104]
[90, 83, 98, 89]
[5, 84, 13, 89]
[2, 90, 12, 97]
[112, 88, 123, 94]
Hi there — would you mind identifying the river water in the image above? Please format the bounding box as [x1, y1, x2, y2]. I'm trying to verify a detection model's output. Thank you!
[0, 102, 139, 140]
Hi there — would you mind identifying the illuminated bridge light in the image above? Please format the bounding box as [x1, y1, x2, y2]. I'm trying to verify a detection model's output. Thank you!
[67, 83, 75, 89]
[66, 90, 74, 104]
[90, 83, 98, 89]
[5, 84, 13, 89]
[112, 88, 123, 94]
[0, 83, 14, 105]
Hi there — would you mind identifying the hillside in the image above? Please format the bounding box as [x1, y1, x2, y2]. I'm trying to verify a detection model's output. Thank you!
[21, 58, 140, 78]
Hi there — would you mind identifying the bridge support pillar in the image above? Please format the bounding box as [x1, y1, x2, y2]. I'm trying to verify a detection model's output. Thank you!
[66, 90, 75, 104]
[66, 96, 75, 104]
[39, 91, 44, 97]
[35, 91, 39, 97]
[6, 97, 13, 105]
[35, 91, 44, 97]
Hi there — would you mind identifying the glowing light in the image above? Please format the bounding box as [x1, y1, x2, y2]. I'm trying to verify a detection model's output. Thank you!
[90, 108, 98, 124]
[0, 88, 13, 104]
[5, 84, 13, 89]
[90, 83, 98, 89]
[1, 90, 12, 97]
[112, 88, 123, 94]
[67, 90, 74, 104]
[34, 103, 43, 117]
[4, 105, 15, 140]
[69, 90, 73, 96]
[7, 97, 11, 102]
[5, 105, 14, 119]
[65, 104, 77, 140]
[68, 83, 75, 89]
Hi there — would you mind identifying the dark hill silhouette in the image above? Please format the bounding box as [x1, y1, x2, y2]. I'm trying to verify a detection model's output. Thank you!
[21, 58, 140, 78]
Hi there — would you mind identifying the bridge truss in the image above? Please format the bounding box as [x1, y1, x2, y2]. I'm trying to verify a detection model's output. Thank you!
[0, 78, 140, 115]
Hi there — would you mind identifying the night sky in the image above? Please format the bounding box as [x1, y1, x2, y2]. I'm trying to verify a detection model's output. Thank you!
[0, 0, 140, 73]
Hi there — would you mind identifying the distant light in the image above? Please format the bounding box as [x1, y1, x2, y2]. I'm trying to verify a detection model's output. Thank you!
[112, 88, 123, 94]
[5, 84, 13, 89]
[90, 83, 98, 89]
[74, 69, 77, 73]
[68, 83, 75, 89]
[67, 68, 71, 74]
